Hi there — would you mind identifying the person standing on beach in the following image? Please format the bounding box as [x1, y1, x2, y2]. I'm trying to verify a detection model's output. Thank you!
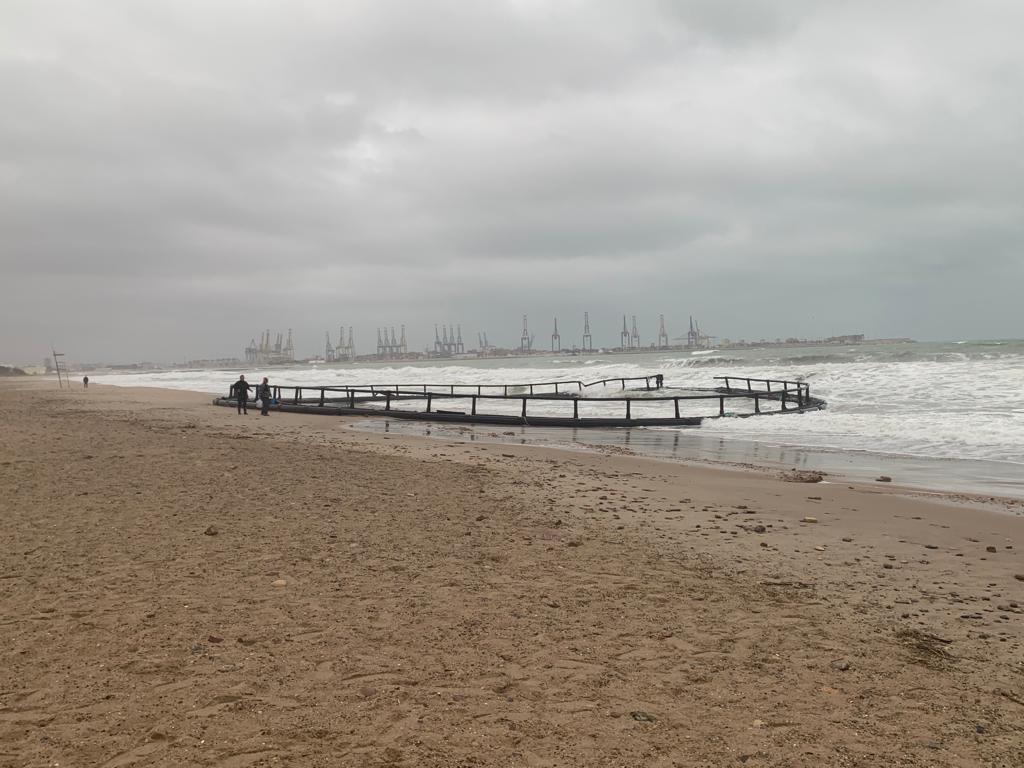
[82, 376, 89, 389]
[258, 377, 272, 416]
[231, 375, 252, 415]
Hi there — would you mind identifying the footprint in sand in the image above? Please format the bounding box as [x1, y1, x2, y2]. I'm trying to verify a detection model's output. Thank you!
[99, 740, 168, 767]
[309, 660, 335, 681]
[215, 750, 282, 767]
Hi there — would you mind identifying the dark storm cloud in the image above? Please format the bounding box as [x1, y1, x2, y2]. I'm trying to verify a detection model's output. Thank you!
[1, 0, 1022, 362]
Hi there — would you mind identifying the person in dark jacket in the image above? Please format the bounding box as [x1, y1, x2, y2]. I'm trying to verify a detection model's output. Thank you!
[258, 377, 272, 416]
[231, 375, 252, 415]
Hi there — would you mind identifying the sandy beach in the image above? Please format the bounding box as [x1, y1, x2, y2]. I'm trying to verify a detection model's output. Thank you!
[1, 379, 1022, 767]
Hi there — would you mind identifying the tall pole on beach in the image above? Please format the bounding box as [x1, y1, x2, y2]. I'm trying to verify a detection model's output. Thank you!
[51, 348, 66, 389]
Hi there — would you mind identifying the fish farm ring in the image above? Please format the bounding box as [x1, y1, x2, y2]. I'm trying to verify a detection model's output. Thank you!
[214, 374, 826, 427]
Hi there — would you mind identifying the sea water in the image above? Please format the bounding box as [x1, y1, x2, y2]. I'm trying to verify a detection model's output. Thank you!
[93, 340, 1024, 495]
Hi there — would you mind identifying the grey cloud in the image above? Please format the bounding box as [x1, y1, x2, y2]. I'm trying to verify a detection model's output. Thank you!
[2, 0, 1022, 362]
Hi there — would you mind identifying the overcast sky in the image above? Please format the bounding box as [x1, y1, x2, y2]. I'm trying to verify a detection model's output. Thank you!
[2, 0, 1022, 362]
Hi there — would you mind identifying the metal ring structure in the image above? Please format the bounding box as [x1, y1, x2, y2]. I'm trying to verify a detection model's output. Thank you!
[216, 374, 826, 428]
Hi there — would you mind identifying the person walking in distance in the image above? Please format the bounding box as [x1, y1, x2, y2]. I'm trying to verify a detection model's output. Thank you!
[231, 374, 252, 415]
[258, 377, 272, 416]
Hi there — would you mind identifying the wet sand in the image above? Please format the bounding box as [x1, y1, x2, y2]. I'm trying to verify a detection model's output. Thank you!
[1, 379, 1023, 767]
[351, 419, 1024, 500]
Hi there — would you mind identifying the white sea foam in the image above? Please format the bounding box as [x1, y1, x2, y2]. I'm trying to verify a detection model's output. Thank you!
[93, 340, 1024, 468]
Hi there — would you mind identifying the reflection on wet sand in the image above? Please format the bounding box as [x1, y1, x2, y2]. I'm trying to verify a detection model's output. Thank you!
[359, 419, 1024, 500]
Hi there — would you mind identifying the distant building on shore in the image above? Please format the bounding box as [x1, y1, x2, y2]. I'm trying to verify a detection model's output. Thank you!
[719, 334, 912, 348]
[182, 358, 245, 369]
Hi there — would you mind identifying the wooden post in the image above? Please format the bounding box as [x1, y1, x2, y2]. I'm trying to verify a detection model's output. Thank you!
[426, 394, 432, 413]
[573, 399, 579, 420]
[626, 399, 631, 420]
[385, 393, 391, 411]
[755, 395, 760, 414]
[674, 399, 680, 419]
[521, 398, 527, 418]
[471, 396, 477, 415]
[319, 388, 325, 407]
[719, 397, 725, 416]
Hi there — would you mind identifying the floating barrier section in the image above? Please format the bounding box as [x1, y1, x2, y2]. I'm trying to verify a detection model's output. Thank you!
[215, 375, 825, 427]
